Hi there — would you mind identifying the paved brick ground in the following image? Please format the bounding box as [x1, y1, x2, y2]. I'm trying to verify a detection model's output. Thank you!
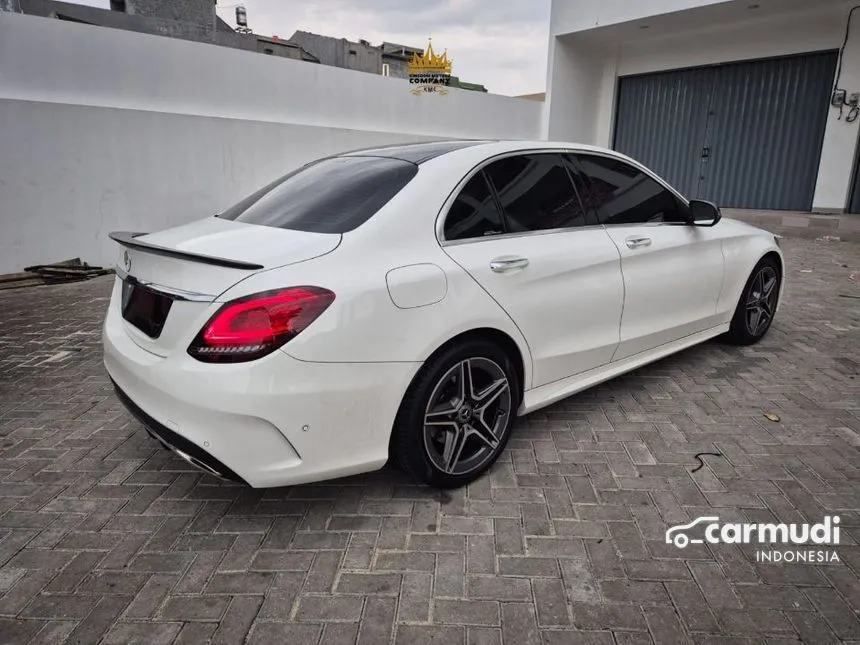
[0, 237, 858, 645]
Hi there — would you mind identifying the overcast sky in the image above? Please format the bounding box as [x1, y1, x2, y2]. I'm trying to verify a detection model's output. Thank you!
[66, 0, 550, 95]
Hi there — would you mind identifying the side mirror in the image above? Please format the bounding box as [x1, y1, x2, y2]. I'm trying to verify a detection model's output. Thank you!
[688, 199, 721, 227]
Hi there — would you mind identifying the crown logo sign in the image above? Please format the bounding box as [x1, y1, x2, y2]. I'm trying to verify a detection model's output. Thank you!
[407, 38, 453, 76]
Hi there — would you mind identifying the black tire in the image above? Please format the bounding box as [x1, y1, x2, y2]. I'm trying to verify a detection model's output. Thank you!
[391, 339, 519, 489]
[725, 256, 781, 346]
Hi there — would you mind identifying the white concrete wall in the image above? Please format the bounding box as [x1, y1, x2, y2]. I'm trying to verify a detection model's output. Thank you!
[550, 0, 841, 36]
[550, 0, 723, 36]
[0, 12, 542, 274]
[544, 39, 603, 142]
[545, 0, 860, 212]
[813, 14, 860, 213]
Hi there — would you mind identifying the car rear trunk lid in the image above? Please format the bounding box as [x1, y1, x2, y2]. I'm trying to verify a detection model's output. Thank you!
[110, 217, 340, 357]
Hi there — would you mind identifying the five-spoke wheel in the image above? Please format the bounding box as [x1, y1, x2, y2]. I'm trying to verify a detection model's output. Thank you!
[422, 357, 511, 477]
[727, 256, 781, 345]
[391, 339, 519, 488]
[744, 265, 779, 337]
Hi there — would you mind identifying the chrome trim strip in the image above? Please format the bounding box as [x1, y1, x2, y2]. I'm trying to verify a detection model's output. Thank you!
[114, 267, 215, 303]
[138, 282, 215, 303]
[440, 224, 606, 247]
[600, 221, 690, 229]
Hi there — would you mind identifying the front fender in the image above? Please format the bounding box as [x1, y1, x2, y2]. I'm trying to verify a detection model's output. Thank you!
[717, 222, 784, 320]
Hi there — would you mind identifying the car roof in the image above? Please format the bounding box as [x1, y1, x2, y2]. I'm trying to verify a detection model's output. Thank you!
[446, 140, 628, 156]
[340, 139, 497, 164]
[338, 139, 632, 165]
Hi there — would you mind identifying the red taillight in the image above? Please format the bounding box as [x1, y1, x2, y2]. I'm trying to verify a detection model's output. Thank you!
[188, 286, 335, 363]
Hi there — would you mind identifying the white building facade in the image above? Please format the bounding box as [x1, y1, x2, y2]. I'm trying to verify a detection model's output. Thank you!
[545, 0, 860, 214]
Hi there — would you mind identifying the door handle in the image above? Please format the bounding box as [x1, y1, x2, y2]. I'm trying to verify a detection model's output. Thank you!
[489, 256, 529, 272]
[625, 237, 651, 249]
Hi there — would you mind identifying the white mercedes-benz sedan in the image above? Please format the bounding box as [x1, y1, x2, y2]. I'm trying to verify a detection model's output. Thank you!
[103, 140, 784, 489]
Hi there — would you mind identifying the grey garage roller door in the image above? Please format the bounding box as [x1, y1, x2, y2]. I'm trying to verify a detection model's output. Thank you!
[613, 51, 837, 211]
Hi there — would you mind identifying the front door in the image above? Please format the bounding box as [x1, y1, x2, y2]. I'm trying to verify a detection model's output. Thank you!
[440, 152, 624, 387]
[570, 153, 725, 361]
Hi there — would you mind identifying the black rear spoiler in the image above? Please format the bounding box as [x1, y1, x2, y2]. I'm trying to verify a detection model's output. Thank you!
[109, 232, 265, 271]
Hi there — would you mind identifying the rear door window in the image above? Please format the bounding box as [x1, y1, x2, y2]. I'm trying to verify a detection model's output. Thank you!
[483, 153, 590, 232]
[218, 156, 418, 233]
[444, 171, 505, 241]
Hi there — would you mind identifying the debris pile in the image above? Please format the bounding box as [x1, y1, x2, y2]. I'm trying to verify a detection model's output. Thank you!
[0, 258, 113, 290]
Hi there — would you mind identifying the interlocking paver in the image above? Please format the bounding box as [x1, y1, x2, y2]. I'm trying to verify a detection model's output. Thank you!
[0, 237, 858, 643]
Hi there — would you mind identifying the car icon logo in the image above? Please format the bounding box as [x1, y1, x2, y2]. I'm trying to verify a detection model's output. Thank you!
[123, 250, 131, 273]
[666, 516, 720, 549]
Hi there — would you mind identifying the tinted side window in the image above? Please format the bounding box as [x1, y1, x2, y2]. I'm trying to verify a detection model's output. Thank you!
[218, 156, 418, 233]
[562, 155, 599, 216]
[574, 154, 687, 225]
[484, 154, 588, 232]
[444, 171, 505, 241]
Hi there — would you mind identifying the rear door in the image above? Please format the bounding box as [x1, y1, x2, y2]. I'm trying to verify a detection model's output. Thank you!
[440, 152, 624, 388]
[570, 153, 725, 360]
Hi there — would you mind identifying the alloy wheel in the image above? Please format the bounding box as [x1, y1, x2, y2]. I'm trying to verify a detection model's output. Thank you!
[745, 265, 779, 337]
[422, 357, 511, 476]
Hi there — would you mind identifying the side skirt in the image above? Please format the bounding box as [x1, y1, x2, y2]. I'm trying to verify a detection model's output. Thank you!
[519, 323, 730, 415]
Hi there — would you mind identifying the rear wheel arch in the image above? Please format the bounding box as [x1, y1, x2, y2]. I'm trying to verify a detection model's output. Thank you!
[388, 328, 526, 453]
[420, 328, 526, 406]
[388, 328, 525, 487]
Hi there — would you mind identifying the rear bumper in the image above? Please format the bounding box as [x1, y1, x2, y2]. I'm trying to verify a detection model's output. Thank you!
[111, 380, 248, 484]
[103, 298, 420, 488]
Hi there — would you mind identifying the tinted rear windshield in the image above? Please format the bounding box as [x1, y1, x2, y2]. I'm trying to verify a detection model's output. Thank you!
[217, 156, 418, 233]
